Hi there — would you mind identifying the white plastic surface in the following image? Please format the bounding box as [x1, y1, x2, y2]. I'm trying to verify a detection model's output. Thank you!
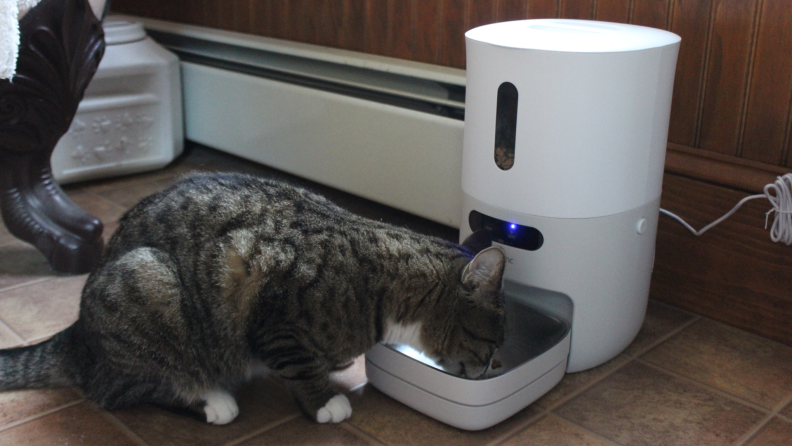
[51, 19, 183, 184]
[103, 19, 147, 45]
[466, 19, 680, 52]
[462, 20, 680, 218]
[461, 195, 658, 372]
[366, 351, 567, 431]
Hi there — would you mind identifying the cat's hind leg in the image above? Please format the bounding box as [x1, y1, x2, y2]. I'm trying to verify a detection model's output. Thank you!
[83, 247, 242, 425]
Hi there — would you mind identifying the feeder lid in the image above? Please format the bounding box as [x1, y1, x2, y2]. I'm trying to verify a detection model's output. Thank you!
[466, 19, 680, 53]
[103, 18, 147, 45]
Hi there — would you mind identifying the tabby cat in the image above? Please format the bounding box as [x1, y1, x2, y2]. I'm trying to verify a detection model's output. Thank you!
[0, 172, 506, 424]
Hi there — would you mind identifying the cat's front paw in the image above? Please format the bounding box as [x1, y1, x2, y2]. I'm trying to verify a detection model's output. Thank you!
[316, 394, 352, 423]
[202, 389, 239, 425]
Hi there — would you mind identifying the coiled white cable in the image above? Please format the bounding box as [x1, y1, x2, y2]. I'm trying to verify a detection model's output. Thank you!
[660, 173, 792, 245]
[764, 173, 792, 244]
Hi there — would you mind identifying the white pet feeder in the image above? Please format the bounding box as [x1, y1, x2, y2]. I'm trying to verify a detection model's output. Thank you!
[366, 19, 680, 430]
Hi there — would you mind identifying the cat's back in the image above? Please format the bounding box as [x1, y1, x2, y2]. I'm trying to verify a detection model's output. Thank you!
[103, 172, 355, 259]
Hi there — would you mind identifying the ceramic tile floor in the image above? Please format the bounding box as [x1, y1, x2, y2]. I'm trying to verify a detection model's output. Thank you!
[0, 143, 791, 446]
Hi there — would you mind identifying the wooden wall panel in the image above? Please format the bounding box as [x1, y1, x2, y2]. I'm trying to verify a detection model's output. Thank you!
[216, 0, 236, 31]
[439, 0, 467, 67]
[788, 109, 792, 169]
[270, 1, 290, 40]
[498, 0, 528, 21]
[696, 0, 759, 156]
[667, 0, 711, 147]
[389, 1, 413, 60]
[631, 0, 671, 29]
[526, 0, 559, 18]
[560, 0, 594, 19]
[364, 0, 389, 56]
[234, 0, 252, 34]
[339, 0, 366, 53]
[250, 1, 271, 36]
[595, 0, 630, 23]
[414, 0, 441, 63]
[653, 173, 792, 347]
[741, 0, 792, 166]
[468, 0, 498, 29]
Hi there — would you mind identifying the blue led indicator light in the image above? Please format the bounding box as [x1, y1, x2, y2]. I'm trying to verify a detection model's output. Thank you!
[510, 224, 517, 230]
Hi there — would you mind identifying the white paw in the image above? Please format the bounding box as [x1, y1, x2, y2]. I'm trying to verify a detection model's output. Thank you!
[316, 394, 352, 423]
[202, 389, 239, 425]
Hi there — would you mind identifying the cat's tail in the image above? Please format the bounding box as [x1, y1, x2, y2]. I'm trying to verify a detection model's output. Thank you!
[0, 326, 82, 390]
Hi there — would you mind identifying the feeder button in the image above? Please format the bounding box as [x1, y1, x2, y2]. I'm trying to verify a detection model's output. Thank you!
[636, 218, 647, 235]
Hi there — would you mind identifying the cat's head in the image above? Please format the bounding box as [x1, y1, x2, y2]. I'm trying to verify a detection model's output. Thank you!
[425, 231, 507, 379]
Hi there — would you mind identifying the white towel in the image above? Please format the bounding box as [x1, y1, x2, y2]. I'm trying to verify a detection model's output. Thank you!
[1, 0, 42, 80]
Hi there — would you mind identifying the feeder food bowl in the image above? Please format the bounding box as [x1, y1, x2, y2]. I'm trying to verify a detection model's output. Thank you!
[365, 281, 572, 430]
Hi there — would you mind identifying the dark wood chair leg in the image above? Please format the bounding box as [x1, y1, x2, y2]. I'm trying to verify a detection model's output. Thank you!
[0, 0, 106, 274]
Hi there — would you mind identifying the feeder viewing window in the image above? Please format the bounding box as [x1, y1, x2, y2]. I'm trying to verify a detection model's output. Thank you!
[494, 82, 518, 171]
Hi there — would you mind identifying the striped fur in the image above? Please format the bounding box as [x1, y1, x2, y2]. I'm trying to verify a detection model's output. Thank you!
[0, 172, 506, 423]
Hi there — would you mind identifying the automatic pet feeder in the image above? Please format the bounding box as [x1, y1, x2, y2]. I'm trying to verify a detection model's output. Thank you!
[366, 19, 681, 430]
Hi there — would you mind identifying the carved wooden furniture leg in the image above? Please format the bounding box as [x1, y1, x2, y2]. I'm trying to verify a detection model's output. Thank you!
[0, 0, 106, 274]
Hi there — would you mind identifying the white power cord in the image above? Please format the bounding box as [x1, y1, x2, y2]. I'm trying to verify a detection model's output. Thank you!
[660, 173, 792, 245]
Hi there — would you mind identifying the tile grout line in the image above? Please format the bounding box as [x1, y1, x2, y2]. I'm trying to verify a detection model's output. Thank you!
[0, 277, 53, 296]
[0, 398, 86, 433]
[772, 388, 792, 413]
[732, 389, 792, 446]
[0, 317, 27, 346]
[338, 422, 387, 446]
[221, 413, 301, 446]
[102, 411, 150, 446]
[534, 315, 703, 413]
[539, 357, 636, 412]
[486, 407, 549, 446]
[552, 414, 627, 446]
[626, 314, 703, 359]
[732, 413, 774, 446]
[343, 418, 391, 446]
[733, 390, 792, 445]
[635, 358, 771, 414]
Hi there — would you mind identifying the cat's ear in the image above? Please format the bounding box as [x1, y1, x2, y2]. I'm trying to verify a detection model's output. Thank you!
[461, 229, 492, 255]
[461, 246, 506, 292]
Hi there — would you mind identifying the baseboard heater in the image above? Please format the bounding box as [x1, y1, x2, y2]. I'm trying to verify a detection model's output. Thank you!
[118, 16, 467, 228]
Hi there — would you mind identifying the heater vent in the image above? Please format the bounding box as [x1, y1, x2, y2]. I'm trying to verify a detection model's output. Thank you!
[494, 82, 518, 170]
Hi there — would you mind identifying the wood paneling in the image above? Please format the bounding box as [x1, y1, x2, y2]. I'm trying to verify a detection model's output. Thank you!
[364, 0, 389, 55]
[560, 0, 593, 19]
[389, 1, 412, 60]
[216, 0, 236, 31]
[595, 0, 631, 23]
[439, 0, 467, 67]
[526, 0, 559, 18]
[667, 0, 711, 147]
[653, 173, 792, 347]
[697, 0, 759, 156]
[414, 0, 441, 63]
[665, 143, 790, 193]
[497, 0, 527, 21]
[631, 0, 670, 29]
[741, 0, 792, 166]
[468, 0, 497, 30]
